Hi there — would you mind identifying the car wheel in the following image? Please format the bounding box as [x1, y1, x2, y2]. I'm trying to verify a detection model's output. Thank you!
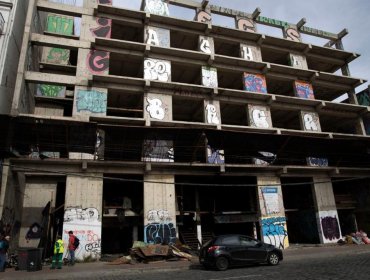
[267, 252, 279, 266]
[215, 256, 229, 271]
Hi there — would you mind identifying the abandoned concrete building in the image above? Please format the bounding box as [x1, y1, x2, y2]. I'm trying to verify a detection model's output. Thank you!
[1, 0, 370, 260]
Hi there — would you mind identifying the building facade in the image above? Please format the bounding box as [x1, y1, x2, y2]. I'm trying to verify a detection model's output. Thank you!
[1, 0, 370, 260]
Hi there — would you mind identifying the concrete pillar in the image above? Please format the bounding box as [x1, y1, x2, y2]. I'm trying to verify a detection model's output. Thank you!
[18, 179, 57, 248]
[312, 175, 342, 244]
[143, 174, 176, 245]
[257, 175, 289, 249]
[62, 174, 103, 260]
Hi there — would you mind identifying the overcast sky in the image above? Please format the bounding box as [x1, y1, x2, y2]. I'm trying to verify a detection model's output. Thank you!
[114, 0, 370, 93]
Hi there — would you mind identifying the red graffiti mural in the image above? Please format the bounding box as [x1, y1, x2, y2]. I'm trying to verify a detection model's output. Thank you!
[86, 50, 110, 75]
[90, 18, 112, 38]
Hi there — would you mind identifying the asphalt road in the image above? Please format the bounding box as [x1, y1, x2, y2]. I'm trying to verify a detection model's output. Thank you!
[3, 245, 370, 280]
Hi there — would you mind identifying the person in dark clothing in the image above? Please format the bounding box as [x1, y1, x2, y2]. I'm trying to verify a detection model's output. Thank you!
[0, 234, 9, 272]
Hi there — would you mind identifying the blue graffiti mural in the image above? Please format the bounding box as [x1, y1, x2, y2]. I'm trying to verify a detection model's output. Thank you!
[243, 74, 267, 93]
[261, 216, 288, 249]
[76, 90, 107, 113]
[144, 222, 176, 245]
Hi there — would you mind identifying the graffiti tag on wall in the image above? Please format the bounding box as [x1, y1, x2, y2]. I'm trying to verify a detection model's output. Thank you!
[205, 104, 220, 124]
[196, 10, 211, 23]
[144, 58, 171, 82]
[243, 73, 267, 93]
[284, 27, 301, 42]
[294, 81, 315, 99]
[319, 211, 341, 243]
[90, 18, 112, 38]
[144, 0, 169, 16]
[145, 26, 170, 47]
[202, 66, 218, 88]
[76, 89, 107, 114]
[207, 145, 224, 164]
[261, 216, 288, 249]
[144, 209, 176, 245]
[237, 17, 256, 32]
[86, 50, 110, 75]
[301, 111, 320, 131]
[37, 84, 66, 97]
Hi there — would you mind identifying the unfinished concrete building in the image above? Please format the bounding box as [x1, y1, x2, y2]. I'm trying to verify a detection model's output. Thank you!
[1, 0, 370, 260]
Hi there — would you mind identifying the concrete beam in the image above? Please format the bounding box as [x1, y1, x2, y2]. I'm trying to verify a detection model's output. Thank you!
[37, 0, 92, 17]
[25, 71, 77, 86]
[31, 33, 91, 50]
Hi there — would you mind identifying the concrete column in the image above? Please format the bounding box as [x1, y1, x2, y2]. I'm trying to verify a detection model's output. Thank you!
[312, 175, 342, 244]
[257, 175, 289, 249]
[18, 179, 57, 248]
[143, 174, 176, 245]
[62, 174, 103, 260]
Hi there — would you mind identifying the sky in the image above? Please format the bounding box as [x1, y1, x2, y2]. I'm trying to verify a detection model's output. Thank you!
[112, 0, 370, 93]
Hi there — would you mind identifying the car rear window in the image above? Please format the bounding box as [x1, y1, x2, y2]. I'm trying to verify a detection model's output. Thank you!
[216, 236, 240, 246]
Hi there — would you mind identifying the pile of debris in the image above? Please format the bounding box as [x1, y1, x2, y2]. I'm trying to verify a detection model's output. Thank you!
[338, 231, 370, 245]
[107, 241, 194, 265]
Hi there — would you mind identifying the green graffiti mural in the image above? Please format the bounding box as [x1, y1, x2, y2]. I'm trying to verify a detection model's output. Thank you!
[46, 14, 74, 35]
[37, 84, 66, 97]
[46, 48, 70, 64]
[76, 90, 107, 114]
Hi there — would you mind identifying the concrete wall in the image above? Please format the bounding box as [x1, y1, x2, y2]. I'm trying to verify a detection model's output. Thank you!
[62, 174, 103, 260]
[312, 175, 342, 244]
[143, 174, 176, 245]
[0, 0, 29, 114]
[257, 175, 289, 249]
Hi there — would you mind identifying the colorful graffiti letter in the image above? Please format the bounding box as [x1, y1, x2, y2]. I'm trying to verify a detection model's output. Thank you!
[294, 81, 315, 99]
[261, 216, 288, 249]
[86, 50, 109, 75]
[243, 73, 267, 93]
[76, 90, 107, 113]
[90, 18, 112, 38]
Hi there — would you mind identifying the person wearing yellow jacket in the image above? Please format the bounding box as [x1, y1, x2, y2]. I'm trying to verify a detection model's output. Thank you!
[50, 236, 64, 269]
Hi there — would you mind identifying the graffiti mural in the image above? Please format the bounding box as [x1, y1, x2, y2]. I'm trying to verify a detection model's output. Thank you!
[144, 58, 171, 82]
[144, 0, 169, 16]
[301, 111, 321, 131]
[142, 140, 174, 162]
[207, 145, 224, 164]
[205, 104, 220, 124]
[248, 105, 271, 128]
[237, 17, 256, 32]
[146, 97, 166, 120]
[37, 84, 66, 97]
[86, 50, 110, 75]
[196, 10, 212, 23]
[294, 81, 315, 99]
[90, 18, 112, 38]
[145, 26, 170, 47]
[199, 36, 214, 54]
[144, 209, 176, 245]
[202, 66, 218, 88]
[261, 216, 288, 249]
[63, 207, 102, 260]
[76, 89, 107, 114]
[319, 211, 341, 243]
[289, 54, 307, 70]
[243, 73, 267, 93]
[284, 27, 301, 42]
[307, 157, 328, 167]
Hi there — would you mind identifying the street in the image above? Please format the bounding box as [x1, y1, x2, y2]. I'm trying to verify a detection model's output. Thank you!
[2, 245, 370, 280]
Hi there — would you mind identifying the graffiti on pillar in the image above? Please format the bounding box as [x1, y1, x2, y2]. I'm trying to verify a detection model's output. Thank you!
[301, 111, 321, 132]
[25, 222, 42, 240]
[243, 73, 267, 93]
[98, 0, 112, 4]
[196, 10, 211, 23]
[207, 145, 224, 164]
[146, 97, 166, 120]
[45, 48, 70, 64]
[202, 66, 218, 88]
[237, 17, 256, 32]
[261, 216, 288, 249]
[307, 157, 328, 167]
[90, 18, 112, 38]
[205, 104, 220, 124]
[144, 0, 169, 16]
[144, 58, 171, 82]
[294, 81, 315, 99]
[37, 84, 66, 97]
[63, 207, 102, 260]
[199, 36, 214, 54]
[319, 211, 341, 243]
[46, 14, 74, 35]
[76, 89, 107, 114]
[142, 139, 174, 162]
[248, 105, 271, 128]
[86, 50, 110, 75]
[284, 27, 301, 42]
[145, 26, 170, 47]
[145, 209, 176, 245]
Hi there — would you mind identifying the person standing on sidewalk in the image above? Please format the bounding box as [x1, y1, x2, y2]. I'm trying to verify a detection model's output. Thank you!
[0, 233, 9, 272]
[68, 231, 77, 266]
[50, 236, 64, 269]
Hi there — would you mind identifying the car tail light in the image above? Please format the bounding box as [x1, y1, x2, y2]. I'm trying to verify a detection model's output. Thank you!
[207, 246, 220, 253]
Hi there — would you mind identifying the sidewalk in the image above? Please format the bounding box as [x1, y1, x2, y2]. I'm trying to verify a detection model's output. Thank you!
[1, 257, 198, 280]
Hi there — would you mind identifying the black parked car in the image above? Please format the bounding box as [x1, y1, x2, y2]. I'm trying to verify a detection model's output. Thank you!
[199, 234, 283, 270]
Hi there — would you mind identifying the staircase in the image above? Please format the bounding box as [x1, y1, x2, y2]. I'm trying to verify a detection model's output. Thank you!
[180, 230, 214, 250]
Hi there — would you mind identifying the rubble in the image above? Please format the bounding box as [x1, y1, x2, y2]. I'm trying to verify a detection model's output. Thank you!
[338, 230, 370, 245]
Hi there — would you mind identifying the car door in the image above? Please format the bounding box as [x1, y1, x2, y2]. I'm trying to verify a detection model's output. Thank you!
[239, 236, 267, 262]
[219, 235, 244, 265]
